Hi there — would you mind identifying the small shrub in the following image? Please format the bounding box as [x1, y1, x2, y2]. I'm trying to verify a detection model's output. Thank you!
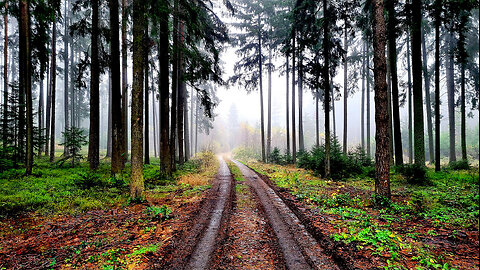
[395, 164, 429, 185]
[143, 166, 173, 186]
[269, 147, 283, 164]
[449, 160, 470, 170]
[371, 193, 392, 209]
[145, 205, 172, 221]
[72, 171, 102, 189]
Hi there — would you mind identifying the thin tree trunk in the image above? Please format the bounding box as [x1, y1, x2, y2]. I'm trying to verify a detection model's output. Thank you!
[366, 43, 371, 158]
[144, 24, 150, 165]
[122, 0, 128, 164]
[170, 0, 179, 168]
[189, 88, 194, 157]
[152, 89, 157, 158]
[373, 0, 391, 199]
[195, 92, 198, 155]
[159, 0, 171, 175]
[407, 32, 413, 163]
[460, 62, 466, 161]
[361, 42, 365, 151]
[446, 33, 456, 162]
[111, 0, 124, 173]
[3, 2, 8, 149]
[38, 71, 44, 157]
[386, 0, 403, 165]
[292, 33, 296, 163]
[267, 47, 272, 159]
[106, 70, 112, 157]
[343, 25, 348, 153]
[177, 21, 185, 165]
[45, 43, 51, 156]
[434, 0, 441, 171]
[323, 0, 331, 177]
[184, 87, 190, 161]
[49, 20, 57, 163]
[88, 0, 100, 170]
[20, 0, 33, 173]
[131, 0, 145, 199]
[298, 54, 304, 151]
[387, 45, 394, 165]
[286, 55, 290, 157]
[411, 0, 425, 166]
[331, 84, 336, 139]
[316, 89, 319, 147]
[258, 25, 266, 163]
[422, 25, 434, 163]
[64, 0, 69, 154]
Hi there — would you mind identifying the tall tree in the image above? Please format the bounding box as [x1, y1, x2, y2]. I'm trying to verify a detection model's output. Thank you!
[323, 0, 331, 177]
[298, 54, 304, 151]
[111, 0, 124, 174]
[49, 19, 57, 163]
[267, 42, 273, 158]
[286, 55, 290, 156]
[421, 24, 434, 163]
[292, 31, 296, 163]
[88, 0, 100, 170]
[411, 0, 425, 166]
[446, 32, 456, 162]
[170, 0, 179, 168]
[3, 2, 8, 149]
[434, 0, 441, 171]
[19, 0, 33, 174]
[63, 0, 69, 153]
[122, 0, 128, 164]
[372, 0, 390, 199]
[131, 0, 145, 199]
[366, 43, 371, 158]
[177, 21, 186, 165]
[386, 0, 403, 165]
[407, 32, 413, 163]
[144, 23, 150, 165]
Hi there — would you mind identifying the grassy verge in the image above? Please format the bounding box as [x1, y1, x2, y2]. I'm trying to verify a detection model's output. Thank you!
[246, 161, 479, 270]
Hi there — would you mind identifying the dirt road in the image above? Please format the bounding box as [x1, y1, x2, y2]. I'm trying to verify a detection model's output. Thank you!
[169, 158, 342, 270]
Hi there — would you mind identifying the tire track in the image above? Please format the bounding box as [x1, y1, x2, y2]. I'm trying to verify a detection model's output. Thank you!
[232, 160, 340, 270]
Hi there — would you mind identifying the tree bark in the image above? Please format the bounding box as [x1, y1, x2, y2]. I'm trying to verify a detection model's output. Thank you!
[49, 20, 57, 163]
[366, 43, 371, 158]
[63, 0, 69, 154]
[144, 24, 150, 165]
[152, 88, 157, 158]
[361, 42, 365, 151]
[298, 54, 304, 151]
[88, 0, 100, 170]
[267, 47, 272, 159]
[411, 0, 425, 166]
[170, 0, 179, 168]
[434, 0, 441, 171]
[323, 0, 331, 178]
[106, 70, 112, 157]
[343, 24, 348, 153]
[131, 0, 145, 199]
[286, 55, 290, 157]
[111, 0, 124, 173]
[386, 46, 394, 165]
[292, 33, 296, 163]
[20, 0, 33, 174]
[258, 26, 266, 163]
[184, 87, 190, 161]
[422, 25, 434, 163]
[177, 22, 185, 165]
[386, 0, 403, 165]
[373, 0, 391, 199]
[121, 0, 128, 164]
[407, 32, 413, 163]
[3, 2, 8, 149]
[446, 33, 456, 162]
[159, 0, 171, 175]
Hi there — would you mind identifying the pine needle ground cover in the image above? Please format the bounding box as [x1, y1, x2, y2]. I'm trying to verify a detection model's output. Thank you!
[0, 152, 218, 269]
[246, 161, 479, 270]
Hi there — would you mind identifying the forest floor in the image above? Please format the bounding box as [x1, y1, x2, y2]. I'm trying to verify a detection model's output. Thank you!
[0, 154, 478, 269]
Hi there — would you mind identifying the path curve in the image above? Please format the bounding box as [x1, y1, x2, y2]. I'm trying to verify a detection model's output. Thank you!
[232, 160, 340, 270]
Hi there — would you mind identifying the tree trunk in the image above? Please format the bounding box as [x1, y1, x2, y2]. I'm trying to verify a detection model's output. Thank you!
[111, 0, 124, 173]
[267, 47, 272, 159]
[195, 92, 198, 154]
[20, 0, 33, 174]
[386, 46, 394, 165]
[177, 22, 185, 165]
[411, 0, 425, 166]
[131, 0, 145, 199]
[331, 84, 336, 139]
[121, 0, 128, 164]
[49, 20, 57, 163]
[152, 88, 157, 158]
[159, 0, 171, 175]
[286, 55, 290, 157]
[184, 87, 190, 161]
[386, 0, 403, 165]
[434, 0, 441, 171]
[407, 32, 413, 163]
[258, 25, 266, 163]
[45, 44, 51, 156]
[323, 0, 331, 178]
[458, 13, 468, 161]
[446, 33, 456, 162]
[361, 42, 365, 151]
[292, 33, 296, 163]
[106, 70, 112, 157]
[422, 25, 434, 163]
[366, 43, 371, 158]
[373, 0, 391, 199]
[63, 0, 69, 155]
[38, 69, 44, 157]
[343, 25, 348, 153]
[298, 54, 304, 151]
[3, 2, 8, 149]
[170, 0, 179, 169]
[316, 89, 319, 147]
[88, 0, 100, 170]
[144, 24, 150, 165]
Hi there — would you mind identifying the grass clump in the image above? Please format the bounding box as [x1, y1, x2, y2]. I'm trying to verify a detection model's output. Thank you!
[394, 164, 430, 185]
[449, 160, 470, 170]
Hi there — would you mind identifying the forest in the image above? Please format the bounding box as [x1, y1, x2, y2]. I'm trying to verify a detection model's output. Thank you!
[0, 0, 478, 269]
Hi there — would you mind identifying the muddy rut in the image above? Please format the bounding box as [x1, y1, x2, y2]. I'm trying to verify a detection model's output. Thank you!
[171, 158, 341, 270]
